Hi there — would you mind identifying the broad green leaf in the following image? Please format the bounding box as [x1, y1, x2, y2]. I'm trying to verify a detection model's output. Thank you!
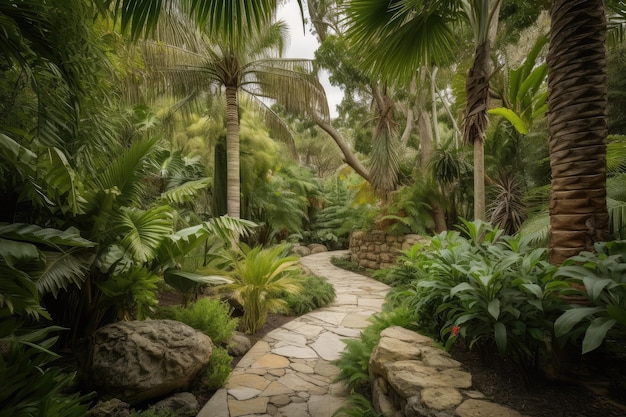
[606, 304, 626, 326]
[0, 238, 41, 267]
[488, 299, 500, 320]
[582, 317, 616, 354]
[0, 223, 95, 250]
[487, 108, 529, 135]
[582, 277, 613, 301]
[554, 307, 603, 336]
[494, 322, 507, 354]
[450, 282, 474, 296]
[521, 283, 543, 298]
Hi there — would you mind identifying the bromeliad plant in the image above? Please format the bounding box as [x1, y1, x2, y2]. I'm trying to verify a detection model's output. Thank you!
[405, 220, 565, 379]
[554, 241, 626, 354]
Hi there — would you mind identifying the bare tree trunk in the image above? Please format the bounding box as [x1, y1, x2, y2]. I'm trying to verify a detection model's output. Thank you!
[313, 115, 371, 182]
[416, 68, 434, 169]
[400, 79, 416, 146]
[431, 66, 440, 146]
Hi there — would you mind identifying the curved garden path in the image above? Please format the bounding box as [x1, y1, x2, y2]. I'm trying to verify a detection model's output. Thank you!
[198, 250, 390, 417]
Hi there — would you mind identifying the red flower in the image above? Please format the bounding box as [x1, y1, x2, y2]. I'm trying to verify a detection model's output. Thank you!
[451, 326, 460, 336]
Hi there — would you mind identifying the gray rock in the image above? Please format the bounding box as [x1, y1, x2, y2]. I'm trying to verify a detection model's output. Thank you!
[369, 336, 423, 376]
[87, 398, 131, 417]
[227, 331, 252, 357]
[292, 244, 311, 257]
[308, 243, 328, 254]
[87, 320, 213, 404]
[455, 399, 528, 417]
[404, 396, 453, 417]
[149, 392, 199, 417]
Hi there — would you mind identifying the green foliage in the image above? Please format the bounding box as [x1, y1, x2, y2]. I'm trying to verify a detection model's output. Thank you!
[131, 408, 178, 417]
[402, 220, 564, 378]
[333, 308, 417, 393]
[157, 298, 238, 345]
[306, 175, 373, 249]
[554, 241, 626, 354]
[284, 275, 336, 316]
[0, 333, 90, 417]
[199, 346, 233, 390]
[97, 267, 160, 321]
[224, 244, 304, 334]
[332, 393, 385, 417]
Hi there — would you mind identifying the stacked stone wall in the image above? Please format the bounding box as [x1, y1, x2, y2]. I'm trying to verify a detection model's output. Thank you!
[370, 326, 526, 417]
[349, 230, 426, 270]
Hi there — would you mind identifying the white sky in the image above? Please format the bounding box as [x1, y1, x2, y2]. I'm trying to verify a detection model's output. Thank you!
[276, 0, 343, 118]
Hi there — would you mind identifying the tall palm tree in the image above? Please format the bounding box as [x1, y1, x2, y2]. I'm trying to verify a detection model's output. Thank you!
[547, 0, 610, 264]
[344, 0, 501, 221]
[141, 19, 327, 221]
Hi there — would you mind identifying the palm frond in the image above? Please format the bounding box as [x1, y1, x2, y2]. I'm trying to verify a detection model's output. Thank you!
[344, 0, 462, 83]
[160, 177, 211, 204]
[517, 210, 549, 247]
[0, 223, 96, 251]
[608, 197, 626, 239]
[90, 135, 160, 210]
[43, 147, 88, 215]
[35, 250, 94, 297]
[118, 205, 173, 263]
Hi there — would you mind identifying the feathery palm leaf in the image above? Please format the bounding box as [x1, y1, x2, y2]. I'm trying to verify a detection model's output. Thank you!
[160, 177, 211, 204]
[226, 244, 303, 333]
[35, 250, 94, 297]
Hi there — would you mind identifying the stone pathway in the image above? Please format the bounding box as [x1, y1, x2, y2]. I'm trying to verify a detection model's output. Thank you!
[198, 250, 390, 417]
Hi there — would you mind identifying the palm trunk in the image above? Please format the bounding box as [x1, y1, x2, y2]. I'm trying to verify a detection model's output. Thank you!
[464, 40, 490, 221]
[547, 0, 609, 264]
[225, 86, 240, 220]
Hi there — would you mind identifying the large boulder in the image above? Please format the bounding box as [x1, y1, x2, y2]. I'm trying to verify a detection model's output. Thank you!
[86, 320, 213, 404]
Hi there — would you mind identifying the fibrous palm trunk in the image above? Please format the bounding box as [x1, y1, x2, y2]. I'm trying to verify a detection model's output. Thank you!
[464, 41, 490, 221]
[547, 0, 610, 264]
[225, 86, 240, 220]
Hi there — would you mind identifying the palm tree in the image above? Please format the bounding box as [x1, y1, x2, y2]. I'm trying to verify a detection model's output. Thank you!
[225, 244, 304, 334]
[546, 0, 610, 264]
[344, 0, 501, 221]
[141, 19, 328, 221]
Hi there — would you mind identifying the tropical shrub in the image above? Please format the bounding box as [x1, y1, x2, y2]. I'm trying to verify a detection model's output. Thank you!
[0, 335, 90, 417]
[333, 307, 417, 394]
[554, 241, 626, 354]
[224, 244, 304, 333]
[403, 220, 565, 378]
[156, 298, 238, 345]
[198, 346, 233, 390]
[284, 275, 336, 315]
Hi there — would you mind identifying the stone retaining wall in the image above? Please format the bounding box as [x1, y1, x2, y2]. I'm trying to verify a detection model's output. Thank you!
[349, 230, 427, 270]
[370, 326, 526, 417]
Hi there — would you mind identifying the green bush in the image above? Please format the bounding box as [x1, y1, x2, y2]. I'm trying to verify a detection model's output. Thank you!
[225, 244, 304, 334]
[554, 240, 626, 354]
[156, 298, 238, 345]
[333, 307, 417, 393]
[285, 275, 336, 315]
[0, 334, 91, 417]
[198, 346, 233, 390]
[402, 220, 565, 379]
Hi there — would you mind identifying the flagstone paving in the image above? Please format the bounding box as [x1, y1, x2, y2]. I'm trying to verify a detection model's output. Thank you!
[198, 250, 389, 417]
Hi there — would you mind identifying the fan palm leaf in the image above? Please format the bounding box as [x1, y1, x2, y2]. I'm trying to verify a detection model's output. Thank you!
[118, 205, 173, 263]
